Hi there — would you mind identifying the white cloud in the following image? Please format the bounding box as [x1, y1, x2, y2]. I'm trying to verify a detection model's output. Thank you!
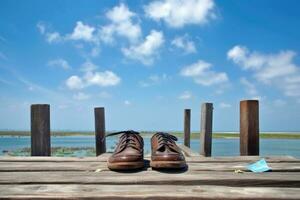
[144, 0, 216, 28]
[139, 73, 169, 87]
[69, 21, 96, 42]
[124, 100, 131, 105]
[90, 47, 100, 57]
[37, 22, 46, 34]
[219, 102, 231, 108]
[178, 91, 192, 100]
[73, 92, 90, 100]
[84, 71, 121, 87]
[171, 35, 196, 54]
[228, 45, 300, 98]
[37, 21, 97, 44]
[37, 22, 62, 44]
[46, 32, 62, 43]
[122, 30, 164, 65]
[48, 58, 71, 70]
[65, 61, 121, 90]
[100, 3, 141, 44]
[66, 76, 84, 90]
[80, 61, 98, 72]
[180, 60, 228, 86]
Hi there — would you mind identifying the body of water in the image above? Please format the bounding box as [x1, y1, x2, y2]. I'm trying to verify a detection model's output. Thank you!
[0, 136, 299, 158]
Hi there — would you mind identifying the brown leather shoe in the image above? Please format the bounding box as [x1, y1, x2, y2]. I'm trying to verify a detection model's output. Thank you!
[107, 130, 144, 170]
[150, 132, 186, 169]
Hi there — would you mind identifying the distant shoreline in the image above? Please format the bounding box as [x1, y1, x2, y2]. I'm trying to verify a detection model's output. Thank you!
[1, 131, 300, 139]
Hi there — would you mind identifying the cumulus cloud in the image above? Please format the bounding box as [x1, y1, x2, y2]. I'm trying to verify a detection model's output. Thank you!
[46, 32, 62, 43]
[228, 45, 300, 98]
[180, 60, 228, 86]
[84, 71, 121, 87]
[66, 76, 84, 90]
[47, 58, 71, 70]
[37, 21, 97, 44]
[37, 22, 62, 44]
[68, 21, 96, 42]
[171, 35, 196, 54]
[122, 30, 164, 65]
[178, 91, 192, 100]
[144, 0, 216, 28]
[100, 3, 141, 44]
[65, 61, 121, 90]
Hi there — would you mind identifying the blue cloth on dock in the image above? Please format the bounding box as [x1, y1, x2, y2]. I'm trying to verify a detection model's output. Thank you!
[247, 159, 271, 172]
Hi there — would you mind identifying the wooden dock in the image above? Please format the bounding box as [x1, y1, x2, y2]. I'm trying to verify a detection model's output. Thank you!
[1, 153, 300, 199]
[1, 102, 299, 198]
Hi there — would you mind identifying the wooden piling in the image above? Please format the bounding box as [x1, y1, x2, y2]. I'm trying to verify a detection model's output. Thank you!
[94, 107, 106, 156]
[31, 104, 51, 156]
[200, 103, 213, 157]
[240, 100, 259, 156]
[184, 109, 191, 147]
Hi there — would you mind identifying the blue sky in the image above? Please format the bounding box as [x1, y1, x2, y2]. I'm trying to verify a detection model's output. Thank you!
[0, 0, 300, 131]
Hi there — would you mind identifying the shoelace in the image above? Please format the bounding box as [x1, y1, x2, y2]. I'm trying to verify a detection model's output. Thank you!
[155, 132, 179, 152]
[105, 130, 143, 152]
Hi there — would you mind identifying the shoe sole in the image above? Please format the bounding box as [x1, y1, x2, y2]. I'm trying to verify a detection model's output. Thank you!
[107, 161, 145, 170]
[150, 160, 186, 169]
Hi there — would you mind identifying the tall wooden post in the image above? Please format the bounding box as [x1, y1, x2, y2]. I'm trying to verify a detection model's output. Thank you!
[94, 107, 106, 156]
[200, 103, 213, 157]
[184, 109, 191, 147]
[240, 100, 259, 156]
[31, 104, 51, 156]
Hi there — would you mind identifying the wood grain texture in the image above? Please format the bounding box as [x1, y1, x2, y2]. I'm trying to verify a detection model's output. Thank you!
[184, 109, 191, 147]
[1, 185, 300, 199]
[240, 100, 259, 156]
[0, 155, 299, 199]
[94, 107, 106, 156]
[30, 104, 51, 156]
[200, 103, 213, 157]
[0, 171, 300, 187]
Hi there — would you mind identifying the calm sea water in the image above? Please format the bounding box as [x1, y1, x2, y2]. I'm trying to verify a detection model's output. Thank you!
[0, 136, 299, 158]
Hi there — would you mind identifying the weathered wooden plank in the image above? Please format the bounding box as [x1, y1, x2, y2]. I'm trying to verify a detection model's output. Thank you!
[0, 185, 300, 199]
[0, 155, 298, 163]
[240, 100, 259, 156]
[178, 145, 200, 157]
[31, 104, 51, 156]
[94, 107, 106, 156]
[0, 171, 299, 187]
[200, 103, 213, 157]
[184, 109, 191, 148]
[0, 161, 299, 172]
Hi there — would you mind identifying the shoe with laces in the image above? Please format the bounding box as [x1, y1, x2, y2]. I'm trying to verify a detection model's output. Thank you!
[150, 132, 186, 169]
[107, 130, 144, 170]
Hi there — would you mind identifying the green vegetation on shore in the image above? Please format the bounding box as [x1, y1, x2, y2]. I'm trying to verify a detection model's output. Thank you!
[1, 131, 300, 139]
